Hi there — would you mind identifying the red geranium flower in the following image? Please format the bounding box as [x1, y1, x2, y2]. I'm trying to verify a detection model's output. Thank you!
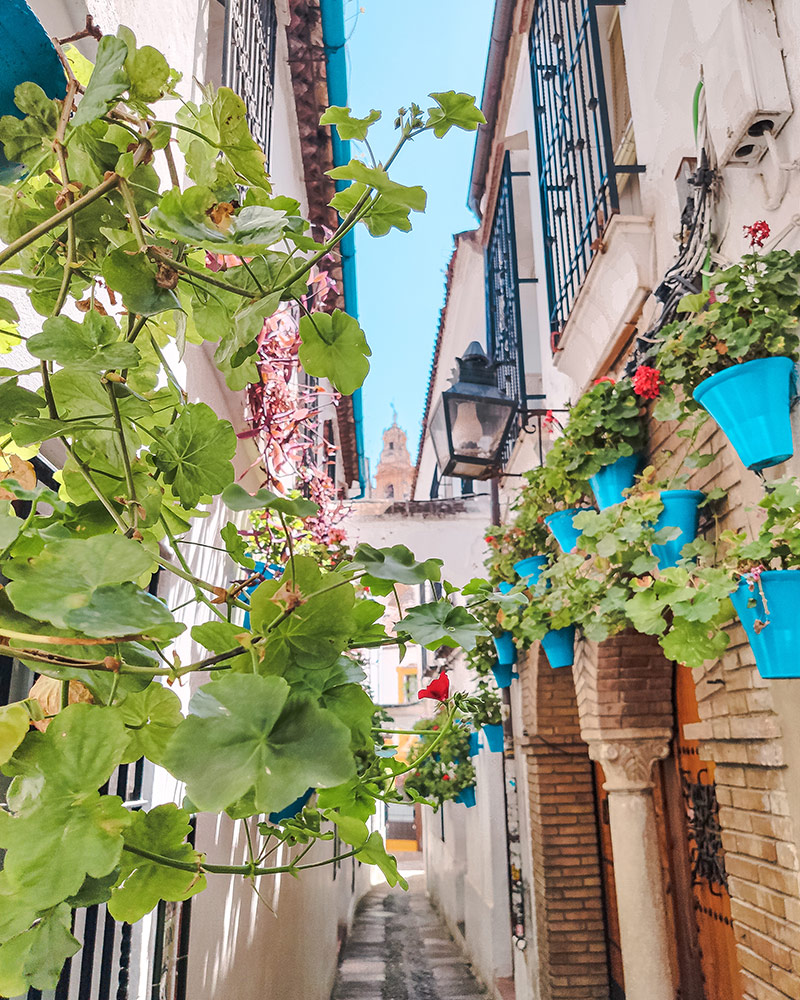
[593, 376, 615, 386]
[442, 774, 450, 781]
[542, 409, 556, 433]
[743, 220, 770, 248]
[418, 671, 450, 702]
[632, 365, 663, 400]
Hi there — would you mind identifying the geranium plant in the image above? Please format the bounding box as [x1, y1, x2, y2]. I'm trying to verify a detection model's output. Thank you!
[654, 246, 800, 417]
[0, 25, 487, 994]
[545, 378, 647, 480]
[404, 717, 476, 807]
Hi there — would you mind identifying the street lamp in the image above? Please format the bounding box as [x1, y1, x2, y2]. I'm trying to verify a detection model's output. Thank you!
[429, 341, 517, 480]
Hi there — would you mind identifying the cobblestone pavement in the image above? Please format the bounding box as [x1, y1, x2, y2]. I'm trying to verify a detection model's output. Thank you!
[331, 865, 486, 1000]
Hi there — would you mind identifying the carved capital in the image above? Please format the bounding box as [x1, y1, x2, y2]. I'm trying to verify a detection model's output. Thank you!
[588, 737, 670, 792]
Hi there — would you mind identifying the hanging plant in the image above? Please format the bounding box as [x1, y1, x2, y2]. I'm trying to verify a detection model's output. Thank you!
[404, 716, 476, 806]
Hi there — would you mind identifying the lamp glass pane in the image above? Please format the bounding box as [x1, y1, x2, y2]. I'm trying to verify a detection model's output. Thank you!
[447, 396, 511, 460]
[429, 396, 451, 473]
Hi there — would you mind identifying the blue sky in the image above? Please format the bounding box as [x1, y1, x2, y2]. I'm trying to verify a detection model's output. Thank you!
[345, 0, 495, 474]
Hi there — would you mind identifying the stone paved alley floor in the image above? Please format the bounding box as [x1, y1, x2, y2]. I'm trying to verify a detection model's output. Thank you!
[331, 856, 487, 1000]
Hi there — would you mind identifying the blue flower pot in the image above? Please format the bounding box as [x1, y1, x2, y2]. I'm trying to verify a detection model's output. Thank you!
[242, 561, 278, 630]
[513, 555, 548, 588]
[456, 785, 477, 808]
[540, 625, 576, 669]
[692, 357, 795, 471]
[482, 723, 504, 753]
[491, 662, 517, 688]
[545, 508, 590, 553]
[731, 571, 800, 679]
[268, 788, 313, 824]
[589, 454, 642, 509]
[652, 490, 705, 569]
[467, 731, 481, 757]
[0, 1, 67, 183]
[498, 581, 514, 595]
[492, 631, 516, 667]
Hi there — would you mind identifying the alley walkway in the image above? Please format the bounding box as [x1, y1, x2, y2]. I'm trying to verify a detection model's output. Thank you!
[331, 860, 486, 1000]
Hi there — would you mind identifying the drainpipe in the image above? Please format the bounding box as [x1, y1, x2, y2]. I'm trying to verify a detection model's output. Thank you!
[319, 0, 366, 497]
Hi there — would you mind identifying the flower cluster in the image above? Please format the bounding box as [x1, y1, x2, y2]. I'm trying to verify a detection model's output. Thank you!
[632, 365, 663, 400]
[743, 220, 770, 249]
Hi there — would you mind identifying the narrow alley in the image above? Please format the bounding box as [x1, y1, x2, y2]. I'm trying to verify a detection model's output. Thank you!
[331, 856, 487, 1000]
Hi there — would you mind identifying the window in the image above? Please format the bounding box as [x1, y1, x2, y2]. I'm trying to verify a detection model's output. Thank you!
[529, 0, 641, 347]
[486, 152, 526, 467]
[389, 442, 394, 451]
[386, 483, 394, 498]
[222, 0, 278, 166]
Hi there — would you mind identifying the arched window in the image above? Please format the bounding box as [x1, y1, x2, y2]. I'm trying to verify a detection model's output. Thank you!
[386, 484, 394, 498]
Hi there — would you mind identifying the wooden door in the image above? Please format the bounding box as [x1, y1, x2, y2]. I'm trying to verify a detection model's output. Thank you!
[669, 664, 743, 1000]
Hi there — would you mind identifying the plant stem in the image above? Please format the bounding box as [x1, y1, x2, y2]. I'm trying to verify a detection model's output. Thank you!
[105, 382, 139, 533]
[122, 843, 360, 877]
[148, 248, 256, 299]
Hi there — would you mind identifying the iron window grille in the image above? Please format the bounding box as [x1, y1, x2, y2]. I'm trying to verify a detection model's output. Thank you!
[222, 0, 278, 167]
[529, 0, 642, 349]
[485, 152, 527, 468]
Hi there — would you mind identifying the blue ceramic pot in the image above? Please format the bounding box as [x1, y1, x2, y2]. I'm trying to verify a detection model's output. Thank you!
[693, 357, 795, 471]
[456, 785, 477, 808]
[498, 581, 514, 595]
[493, 631, 516, 667]
[589, 454, 642, 509]
[482, 723, 504, 753]
[491, 662, 516, 688]
[730, 571, 800, 679]
[268, 788, 313, 824]
[0, 2, 66, 182]
[513, 555, 549, 588]
[545, 508, 591, 553]
[467, 731, 481, 757]
[652, 490, 705, 569]
[540, 625, 576, 669]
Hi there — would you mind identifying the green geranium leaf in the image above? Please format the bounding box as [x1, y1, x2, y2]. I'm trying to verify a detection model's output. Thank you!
[109, 805, 206, 923]
[120, 684, 184, 764]
[319, 106, 381, 141]
[0, 83, 59, 172]
[0, 904, 80, 997]
[27, 313, 140, 371]
[328, 160, 426, 212]
[64, 582, 184, 640]
[102, 247, 181, 316]
[0, 703, 29, 766]
[0, 706, 131, 909]
[398, 602, 488, 650]
[150, 402, 236, 508]
[351, 542, 442, 585]
[426, 91, 486, 137]
[119, 27, 171, 104]
[221, 482, 319, 518]
[661, 615, 731, 669]
[0, 296, 18, 323]
[221, 521, 256, 569]
[328, 812, 369, 847]
[298, 309, 371, 395]
[149, 186, 285, 253]
[211, 88, 271, 189]
[72, 35, 130, 128]
[0, 378, 45, 435]
[162, 674, 354, 813]
[5, 534, 154, 629]
[357, 831, 407, 889]
[320, 683, 375, 749]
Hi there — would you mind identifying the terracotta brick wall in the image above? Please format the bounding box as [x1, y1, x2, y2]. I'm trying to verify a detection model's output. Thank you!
[517, 646, 610, 1000]
[650, 410, 800, 1000]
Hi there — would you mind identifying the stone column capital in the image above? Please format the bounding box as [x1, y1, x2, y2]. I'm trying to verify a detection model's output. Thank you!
[588, 736, 671, 792]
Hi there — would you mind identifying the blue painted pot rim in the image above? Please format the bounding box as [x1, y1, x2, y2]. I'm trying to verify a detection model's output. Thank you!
[659, 489, 705, 502]
[693, 356, 795, 402]
[513, 555, 548, 587]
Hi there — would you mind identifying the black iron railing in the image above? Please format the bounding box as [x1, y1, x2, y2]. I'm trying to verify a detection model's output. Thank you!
[222, 0, 278, 165]
[485, 153, 526, 468]
[529, 0, 637, 348]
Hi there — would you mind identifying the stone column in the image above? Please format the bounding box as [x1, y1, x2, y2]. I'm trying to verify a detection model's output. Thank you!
[589, 737, 675, 1000]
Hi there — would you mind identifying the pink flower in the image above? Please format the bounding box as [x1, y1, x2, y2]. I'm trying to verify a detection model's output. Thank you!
[419, 671, 450, 702]
[743, 220, 770, 248]
[632, 365, 663, 400]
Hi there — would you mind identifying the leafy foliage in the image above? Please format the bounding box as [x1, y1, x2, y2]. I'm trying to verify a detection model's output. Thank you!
[0, 28, 487, 993]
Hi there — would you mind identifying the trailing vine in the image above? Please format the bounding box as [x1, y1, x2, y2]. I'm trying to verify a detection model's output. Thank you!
[0, 27, 489, 994]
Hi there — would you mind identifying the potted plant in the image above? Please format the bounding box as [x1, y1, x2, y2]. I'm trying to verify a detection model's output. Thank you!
[723, 478, 800, 678]
[655, 238, 800, 471]
[467, 681, 504, 752]
[517, 465, 594, 554]
[545, 379, 647, 509]
[405, 719, 477, 806]
[485, 498, 554, 589]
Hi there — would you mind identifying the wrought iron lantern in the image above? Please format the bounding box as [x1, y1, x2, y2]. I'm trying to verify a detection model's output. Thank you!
[429, 341, 517, 480]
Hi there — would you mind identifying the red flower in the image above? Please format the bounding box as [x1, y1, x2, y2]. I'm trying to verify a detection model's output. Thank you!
[542, 409, 556, 433]
[418, 671, 450, 702]
[632, 365, 663, 400]
[743, 220, 770, 248]
[485, 535, 495, 544]
[442, 774, 450, 781]
[593, 376, 615, 386]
